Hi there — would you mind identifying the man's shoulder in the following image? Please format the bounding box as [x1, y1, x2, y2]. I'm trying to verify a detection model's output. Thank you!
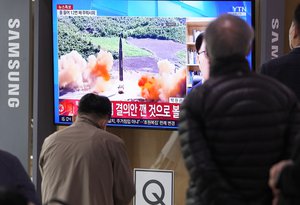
[43, 129, 65, 146]
[0, 149, 18, 163]
[46, 129, 61, 139]
[254, 73, 298, 101]
[0, 150, 23, 173]
[94, 129, 124, 144]
[262, 52, 297, 69]
[210, 73, 296, 100]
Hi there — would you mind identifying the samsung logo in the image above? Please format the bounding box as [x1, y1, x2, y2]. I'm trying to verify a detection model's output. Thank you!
[271, 18, 280, 59]
[229, 6, 247, 17]
[8, 18, 20, 108]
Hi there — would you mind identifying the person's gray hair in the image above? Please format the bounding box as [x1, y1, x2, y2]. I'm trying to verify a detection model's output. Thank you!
[205, 14, 254, 61]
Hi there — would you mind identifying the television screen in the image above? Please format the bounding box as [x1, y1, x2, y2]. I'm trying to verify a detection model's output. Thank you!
[52, 0, 254, 129]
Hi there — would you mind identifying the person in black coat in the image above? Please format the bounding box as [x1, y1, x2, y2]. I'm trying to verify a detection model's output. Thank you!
[179, 14, 300, 205]
[0, 188, 29, 205]
[0, 149, 40, 205]
[269, 135, 300, 205]
[260, 4, 300, 100]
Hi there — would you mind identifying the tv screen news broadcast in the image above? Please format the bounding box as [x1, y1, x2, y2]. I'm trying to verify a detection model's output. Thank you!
[52, 0, 254, 129]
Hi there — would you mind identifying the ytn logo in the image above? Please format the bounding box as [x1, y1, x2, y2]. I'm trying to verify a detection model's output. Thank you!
[230, 6, 247, 16]
[232, 6, 247, 13]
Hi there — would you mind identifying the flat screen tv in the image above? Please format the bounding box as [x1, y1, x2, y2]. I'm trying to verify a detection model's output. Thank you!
[52, 0, 254, 129]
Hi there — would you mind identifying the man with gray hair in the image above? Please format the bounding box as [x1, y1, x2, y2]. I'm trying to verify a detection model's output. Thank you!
[179, 14, 300, 205]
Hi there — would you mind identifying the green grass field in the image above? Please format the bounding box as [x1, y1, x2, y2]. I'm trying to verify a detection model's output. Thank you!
[90, 37, 152, 57]
[176, 50, 187, 65]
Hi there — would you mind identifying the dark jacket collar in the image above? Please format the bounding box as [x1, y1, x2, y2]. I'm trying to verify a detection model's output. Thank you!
[210, 55, 250, 78]
[290, 47, 300, 54]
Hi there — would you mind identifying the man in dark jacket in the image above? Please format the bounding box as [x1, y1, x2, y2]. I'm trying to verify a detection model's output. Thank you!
[260, 4, 300, 100]
[0, 149, 40, 205]
[269, 136, 300, 205]
[179, 14, 300, 205]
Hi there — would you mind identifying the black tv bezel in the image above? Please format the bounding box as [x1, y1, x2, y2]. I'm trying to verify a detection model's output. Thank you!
[51, 0, 256, 130]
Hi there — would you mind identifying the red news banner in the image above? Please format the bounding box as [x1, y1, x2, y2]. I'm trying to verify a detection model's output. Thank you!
[113, 101, 179, 120]
[59, 100, 180, 121]
[56, 4, 73, 10]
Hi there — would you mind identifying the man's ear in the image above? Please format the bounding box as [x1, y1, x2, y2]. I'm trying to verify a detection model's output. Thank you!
[98, 119, 108, 130]
[72, 114, 78, 123]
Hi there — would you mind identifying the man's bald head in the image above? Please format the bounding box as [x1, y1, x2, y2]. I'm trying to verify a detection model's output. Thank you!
[205, 14, 254, 62]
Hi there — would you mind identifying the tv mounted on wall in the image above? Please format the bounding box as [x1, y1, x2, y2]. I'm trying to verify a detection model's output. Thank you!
[52, 0, 254, 129]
